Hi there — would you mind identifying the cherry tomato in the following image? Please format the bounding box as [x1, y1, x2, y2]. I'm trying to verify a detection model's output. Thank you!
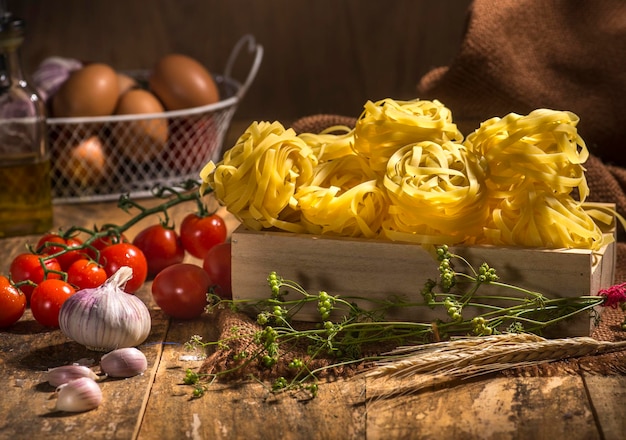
[202, 242, 232, 299]
[99, 243, 148, 293]
[30, 279, 76, 328]
[36, 233, 86, 270]
[84, 230, 129, 260]
[0, 275, 27, 328]
[132, 224, 185, 278]
[66, 258, 107, 290]
[179, 213, 227, 259]
[9, 253, 62, 302]
[151, 263, 211, 319]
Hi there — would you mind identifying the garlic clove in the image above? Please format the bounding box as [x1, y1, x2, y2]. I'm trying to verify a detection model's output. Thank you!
[100, 347, 148, 378]
[47, 365, 99, 387]
[54, 377, 102, 412]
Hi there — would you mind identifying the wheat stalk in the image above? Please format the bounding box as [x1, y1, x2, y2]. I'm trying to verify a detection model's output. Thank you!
[364, 333, 626, 399]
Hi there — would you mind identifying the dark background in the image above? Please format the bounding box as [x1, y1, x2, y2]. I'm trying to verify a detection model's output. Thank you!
[7, 0, 471, 139]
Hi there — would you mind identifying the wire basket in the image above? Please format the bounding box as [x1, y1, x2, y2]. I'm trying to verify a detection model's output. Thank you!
[48, 34, 263, 203]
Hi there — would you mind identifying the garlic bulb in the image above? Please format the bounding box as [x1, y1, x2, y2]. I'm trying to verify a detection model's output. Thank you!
[47, 365, 99, 387]
[54, 377, 102, 412]
[100, 347, 148, 378]
[59, 266, 151, 351]
[32, 56, 82, 102]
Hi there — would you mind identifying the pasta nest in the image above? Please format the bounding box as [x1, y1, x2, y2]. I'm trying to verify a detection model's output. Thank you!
[201, 100, 615, 251]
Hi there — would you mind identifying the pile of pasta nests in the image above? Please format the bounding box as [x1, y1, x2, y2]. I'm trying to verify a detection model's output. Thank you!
[201, 98, 614, 251]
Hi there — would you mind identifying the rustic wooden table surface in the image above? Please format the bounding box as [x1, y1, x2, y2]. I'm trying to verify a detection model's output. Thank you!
[1, 196, 626, 440]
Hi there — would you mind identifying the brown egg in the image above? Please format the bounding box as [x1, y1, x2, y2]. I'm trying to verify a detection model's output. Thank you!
[148, 54, 220, 110]
[116, 72, 139, 97]
[112, 88, 169, 162]
[52, 63, 119, 117]
[60, 135, 109, 188]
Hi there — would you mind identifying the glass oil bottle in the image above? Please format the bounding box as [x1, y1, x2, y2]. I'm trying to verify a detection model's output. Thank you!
[0, 7, 53, 237]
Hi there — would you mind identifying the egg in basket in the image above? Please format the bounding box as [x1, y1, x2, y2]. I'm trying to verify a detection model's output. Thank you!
[34, 35, 263, 203]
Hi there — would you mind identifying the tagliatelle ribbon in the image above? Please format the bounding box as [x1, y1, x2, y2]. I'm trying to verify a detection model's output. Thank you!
[481, 190, 608, 249]
[353, 98, 464, 172]
[461, 109, 611, 250]
[465, 109, 589, 199]
[200, 101, 617, 251]
[295, 181, 387, 238]
[293, 155, 387, 238]
[201, 121, 317, 233]
[297, 125, 355, 162]
[381, 140, 489, 243]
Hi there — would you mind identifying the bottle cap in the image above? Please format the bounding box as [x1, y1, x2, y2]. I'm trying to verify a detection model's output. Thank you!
[0, 5, 25, 39]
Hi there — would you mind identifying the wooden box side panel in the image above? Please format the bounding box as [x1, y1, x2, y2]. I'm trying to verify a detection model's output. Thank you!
[231, 229, 441, 322]
[231, 227, 615, 336]
[451, 246, 592, 299]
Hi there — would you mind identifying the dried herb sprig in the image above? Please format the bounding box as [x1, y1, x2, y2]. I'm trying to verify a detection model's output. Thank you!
[183, 245, 604, 398]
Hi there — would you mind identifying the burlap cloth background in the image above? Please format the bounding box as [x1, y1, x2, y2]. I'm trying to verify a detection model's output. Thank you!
[201, 0, 626, 380]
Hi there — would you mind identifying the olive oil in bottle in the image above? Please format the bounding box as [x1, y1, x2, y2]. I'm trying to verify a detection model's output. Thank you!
[0, 7, 53, 237]
[0, 155, 53, 237]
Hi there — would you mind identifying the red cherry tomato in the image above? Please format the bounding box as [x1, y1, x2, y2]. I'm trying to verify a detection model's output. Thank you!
[132, 224, 185, 278]
[84, 230, 129, 260]
[202, 242, 232, 299]
[9, 253, 62, 302]
[36, 233, 86, 270]
[179, 213, 227, 259]
[30, 279, 76, 328]
[99, 243, 148, 293]
[0, 275, 27, 328]
[66, 258, 107, 290]
[151, 263, 211, 319]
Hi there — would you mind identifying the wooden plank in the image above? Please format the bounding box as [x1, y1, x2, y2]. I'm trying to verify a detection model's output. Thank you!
[0, 196, 217, 438]
[231, 226, 615, 336]
[583, 375, 626, 439]
[365, 375, 601, 440]
[0, 198, 174, 440]
[138, 315, 366, 440]
[0, 197, 222, 440]
[137, 310, 617, 440]
[1, 196, 623, 440]
[0, 295, 169, 440]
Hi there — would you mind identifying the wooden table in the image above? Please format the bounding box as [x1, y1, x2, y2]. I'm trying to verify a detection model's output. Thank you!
[1, 197, 626, 440]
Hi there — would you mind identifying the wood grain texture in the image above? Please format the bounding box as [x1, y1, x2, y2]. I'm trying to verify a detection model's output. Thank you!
[230, 226, 615, 336]
[1, 198, 624, 440]
[138, 316, 367, 440]
[365, 376, 601, 440]
[582, 374, 626, 440]
[0, 295, 170, 440]
[6, 0, 471, 123]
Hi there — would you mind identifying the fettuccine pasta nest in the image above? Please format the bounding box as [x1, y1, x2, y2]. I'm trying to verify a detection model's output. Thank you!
[353, 98, 463, 173]
[201, 121, 317, 233]
[200, 99, 614, 251]
[294, 154, 387, 238]
[381, 140, 489, 244]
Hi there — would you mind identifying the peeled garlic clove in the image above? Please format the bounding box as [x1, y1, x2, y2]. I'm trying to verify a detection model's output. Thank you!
[54, 377, 102, 413]
[100, 347, 148, 378]
[47, 365, 99, 387]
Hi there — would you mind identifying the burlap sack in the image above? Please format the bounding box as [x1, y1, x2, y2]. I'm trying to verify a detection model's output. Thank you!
[417, 0, 626, 167]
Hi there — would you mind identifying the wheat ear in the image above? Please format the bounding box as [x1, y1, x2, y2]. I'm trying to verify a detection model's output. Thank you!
[364, 333, 626, 399]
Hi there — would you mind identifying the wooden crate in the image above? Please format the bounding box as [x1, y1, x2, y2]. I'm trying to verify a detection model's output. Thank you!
[231, 224, 616, 337]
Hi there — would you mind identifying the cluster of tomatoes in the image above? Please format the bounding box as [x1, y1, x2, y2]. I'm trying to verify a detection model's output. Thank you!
[0, 212, 232, 329]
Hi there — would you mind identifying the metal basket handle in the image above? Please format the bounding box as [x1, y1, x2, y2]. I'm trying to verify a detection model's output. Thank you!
[224, 34, 264, 99]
